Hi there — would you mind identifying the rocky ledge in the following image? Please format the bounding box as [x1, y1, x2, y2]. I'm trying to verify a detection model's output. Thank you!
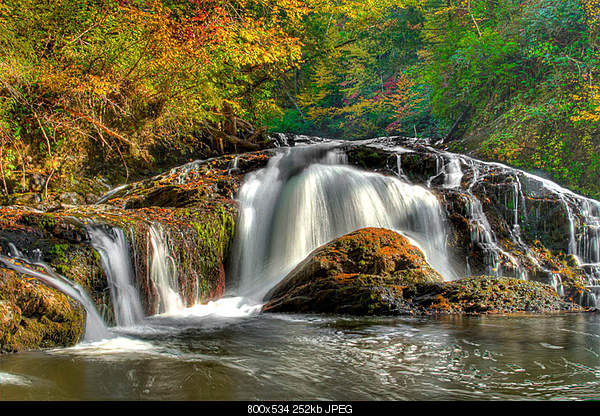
[263, 228, 583, 315]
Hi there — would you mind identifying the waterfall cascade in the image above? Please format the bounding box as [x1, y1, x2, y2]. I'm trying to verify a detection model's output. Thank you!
[2, 134, 600, 354]
[368, 137, 600, 306]
[87, 226, 145, 327]
[263, 135, 600, 308]
[230, 143, 457, 301]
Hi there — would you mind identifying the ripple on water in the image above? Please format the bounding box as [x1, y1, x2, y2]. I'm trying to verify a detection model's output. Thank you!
[0, 372, 32, 386]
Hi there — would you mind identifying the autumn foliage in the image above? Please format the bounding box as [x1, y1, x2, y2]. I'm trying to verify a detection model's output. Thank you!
[0, 0, 307, 195]
[2, 0, 600, 201]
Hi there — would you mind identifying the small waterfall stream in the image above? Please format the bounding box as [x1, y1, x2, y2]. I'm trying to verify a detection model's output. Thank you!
[87, 226, 145, 327]
[148, 224, 184, 314]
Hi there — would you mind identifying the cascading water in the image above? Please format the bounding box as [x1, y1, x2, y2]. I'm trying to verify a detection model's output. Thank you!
[87, 226, 145, 327]
[462, 160, 525, 278]
[443, 155, 464, 189]
[148, 224, 184, 314]
[0, 255, 110, 341]
[230, 144, 457, 301]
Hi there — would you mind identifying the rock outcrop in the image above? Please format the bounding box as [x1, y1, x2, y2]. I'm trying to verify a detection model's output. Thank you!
[0, 149, 272, 351]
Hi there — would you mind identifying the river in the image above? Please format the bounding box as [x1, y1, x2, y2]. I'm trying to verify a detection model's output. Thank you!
[1, 309, 598, 400]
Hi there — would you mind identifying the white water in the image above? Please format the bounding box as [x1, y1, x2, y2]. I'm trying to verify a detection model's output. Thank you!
[0, 372, 33, 386]
[443, 155, 464, 189]
[231, 145, 457, 302]
[87, 226, 145, 327]
[156, 296, 263, 319]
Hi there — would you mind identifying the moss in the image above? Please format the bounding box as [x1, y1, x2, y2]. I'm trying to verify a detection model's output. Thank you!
[346, 147, 389, 171]
[407, 276, 576, 314]
[19, 213, 58, 232]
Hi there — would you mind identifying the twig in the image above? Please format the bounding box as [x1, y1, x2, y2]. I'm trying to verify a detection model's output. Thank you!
[0, 143, 8, 195]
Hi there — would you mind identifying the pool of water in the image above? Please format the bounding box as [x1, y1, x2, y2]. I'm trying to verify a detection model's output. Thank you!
[0, 311, 599, 400]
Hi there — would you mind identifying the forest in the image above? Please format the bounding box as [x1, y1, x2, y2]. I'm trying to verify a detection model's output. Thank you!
[1, 0, 600, 199]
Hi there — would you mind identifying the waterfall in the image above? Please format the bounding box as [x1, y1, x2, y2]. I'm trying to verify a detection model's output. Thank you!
[148, 224, 184, 314]
[443, 155, 464, 189]
[0, 255, 111, 341]
[231, 144, 457, 301]
[87, 226, 145, 327]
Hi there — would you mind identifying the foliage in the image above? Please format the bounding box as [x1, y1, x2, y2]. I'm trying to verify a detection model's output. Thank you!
[268, 2, 433, 139]
[418, 0, 600, 198]
[0, 0, 307, 195]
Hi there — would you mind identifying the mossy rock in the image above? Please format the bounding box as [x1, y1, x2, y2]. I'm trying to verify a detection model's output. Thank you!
[405, 276, 576, 314]
[263, 228, 443, 315]
[262, 228, 582, 316]
[0, 269, 85, 352]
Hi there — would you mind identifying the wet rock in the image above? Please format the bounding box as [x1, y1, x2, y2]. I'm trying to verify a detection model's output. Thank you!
[405, 276, 575, 314]
[340, 137, 599, 306]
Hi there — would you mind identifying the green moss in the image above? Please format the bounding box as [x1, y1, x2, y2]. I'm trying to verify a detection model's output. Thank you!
[49, 243, 69, 262]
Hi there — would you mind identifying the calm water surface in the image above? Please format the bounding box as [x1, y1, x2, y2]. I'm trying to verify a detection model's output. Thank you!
[0, 312, 599, 400]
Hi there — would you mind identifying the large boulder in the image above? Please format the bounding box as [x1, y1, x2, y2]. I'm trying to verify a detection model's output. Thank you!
[263, 228, 443, 315]
[0, 269, 85, 352]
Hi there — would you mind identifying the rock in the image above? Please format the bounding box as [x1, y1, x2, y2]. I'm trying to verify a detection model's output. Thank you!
[0, 150, 262, 327]
[263, 228, 443, 315]
[0, 269, 85, 352]
[341, 137, 596, 304]
[11, 193, 42, 206]
[85, 193, 99, 204]
[59, 192, 81, 205]
[404, 276, 574, 314]
[0, 301, 20, 334]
